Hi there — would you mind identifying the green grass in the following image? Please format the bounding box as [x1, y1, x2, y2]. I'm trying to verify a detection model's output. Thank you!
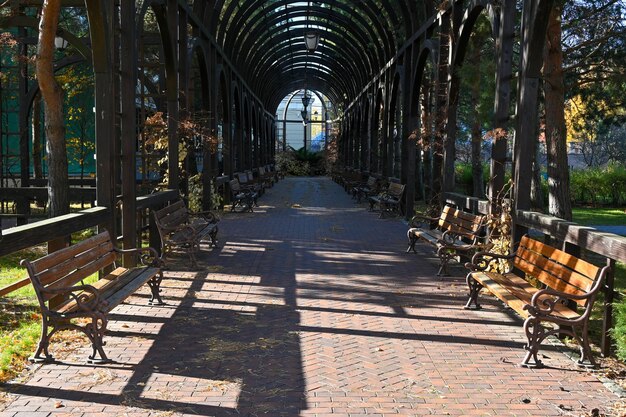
[0, 228, 99, 382]
[0, 246, 45, 381]
[572, 207, 626, 226]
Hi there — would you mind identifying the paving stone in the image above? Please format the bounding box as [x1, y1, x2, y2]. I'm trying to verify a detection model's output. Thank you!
[0, 177, 619, 416]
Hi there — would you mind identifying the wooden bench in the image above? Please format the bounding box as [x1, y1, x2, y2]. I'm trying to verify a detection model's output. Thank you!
[153, 199, 219, 267]
[352, 175, 383, 203]
[20, 231, 163, 364]
[407, 205, 487, 276]
[237, 171, 264, 196]
[258, 166, 275, 188]
[342, 171, 365, 193]
[368, 182, 405, 218]
[464, 235, 610, 368]
[228, 178, 258, 212]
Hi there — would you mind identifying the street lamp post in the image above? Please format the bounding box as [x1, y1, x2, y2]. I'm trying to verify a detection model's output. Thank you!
[302, 31, 319, 152]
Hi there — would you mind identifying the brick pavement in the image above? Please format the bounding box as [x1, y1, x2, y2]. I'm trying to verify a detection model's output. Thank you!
[0, 176, 620, 416]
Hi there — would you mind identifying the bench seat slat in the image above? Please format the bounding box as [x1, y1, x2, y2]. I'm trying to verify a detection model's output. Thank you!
[413, 229, 443, 244]
[516, 246, 595, 293]
[471, 271, 580, 320]
[160, 209, 188, 229]
[439, 207, 483, 238]
[100, 267, 160, 312]
[56, 267, 159, 314]
[29, 233, 112, 274]
[520, 237, 600, 281]
[56, 267, 129, 313]
[43, 252, 118, 300]
[36, 242, 114, 287]
[158, 200, 186, 216]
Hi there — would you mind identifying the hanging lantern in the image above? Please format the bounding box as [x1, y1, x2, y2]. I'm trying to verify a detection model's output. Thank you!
[301, 91, 313, 109]
[304, 32, 320, 52]
[55, 36, 68, 50]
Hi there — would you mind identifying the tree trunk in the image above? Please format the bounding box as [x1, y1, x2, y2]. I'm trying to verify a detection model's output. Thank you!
[32, 94, 43, 179]
[543, 4, 572, 221]
[36, 0, 69, 217]
[421, 79, 432, 202]
[470, 40, 485, 199]
[530, 137, 545, 210]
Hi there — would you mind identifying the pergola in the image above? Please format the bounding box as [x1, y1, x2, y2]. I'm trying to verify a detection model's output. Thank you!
[0, 0, 625, 352]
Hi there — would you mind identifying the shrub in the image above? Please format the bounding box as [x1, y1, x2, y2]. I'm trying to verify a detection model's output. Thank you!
[455, 162, 490, 196]
[613, 263, 626, 360]
[570, 163, 626, 206]
[275, 148, 326, 176]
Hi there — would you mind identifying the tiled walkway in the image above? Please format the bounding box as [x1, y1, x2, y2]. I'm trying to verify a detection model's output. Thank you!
[0, 177, 619, 416]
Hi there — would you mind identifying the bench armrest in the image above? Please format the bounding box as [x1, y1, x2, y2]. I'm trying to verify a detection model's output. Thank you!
[409, 214, 438, 228]
[235, 186, 257, 195]
[524, 287, 588, 318]
[116, 246, 162, 267]
[189, 210, 219, 224]
[44, 284, 105, 313]
[439, 229, 476, 245]
[465, 251, 515, 272]
[156, 223, 180, 234]
[437, 240, 493, 255]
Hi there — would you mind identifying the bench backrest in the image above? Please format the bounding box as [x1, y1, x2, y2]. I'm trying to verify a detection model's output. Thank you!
[229, 178, 242, 194]
[235, 172, 248, 185]
[514, 235, 603, 306]
[343, 171, 362, 182]
[438, 205, 485, 240]
[21, 232, 117, 303]
[154, 200, 189, 233]
[386, 182, 405, 199]
[365, 176, 377, 188]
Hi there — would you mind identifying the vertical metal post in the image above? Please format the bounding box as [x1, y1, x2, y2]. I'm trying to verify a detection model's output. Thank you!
[166, 0, 179, 189]
[121, 0, 137, 265]
[602, 258, 616, 357]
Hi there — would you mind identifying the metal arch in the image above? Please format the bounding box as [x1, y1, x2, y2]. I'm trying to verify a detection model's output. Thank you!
[216, 67, 230, 123]
[246, 32, 369, 89]
[278, 89, 330, 122]
[453, 0, 491, 68]
[267, 82, 343, 114]
[252, 50, 363, 99]
[229, 10, 371, 88]
[280, 91, 301, 121]
[409, 38, 439, 118]
[263, 68, 352, 103]
[260, 62, 355, 98]
[267, 77, 342, 112]
[151, 3, 178, 103]
[214, 0, 400, 96]
[389, 72, 402, 119]
[231, 83, 242, 125]
[263, 71, 352, 109]
[248, 35, 368, 88]
[245, 32, 370, 92]
[187, 39, 211, 109]
[0, 16, 92, 62]
[228, 3, 385, 71]
[214, 0, 242, 45]
[207, 0, 225, 37]
[239, 13, 377, 83]
[219, 0, 395, 63]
